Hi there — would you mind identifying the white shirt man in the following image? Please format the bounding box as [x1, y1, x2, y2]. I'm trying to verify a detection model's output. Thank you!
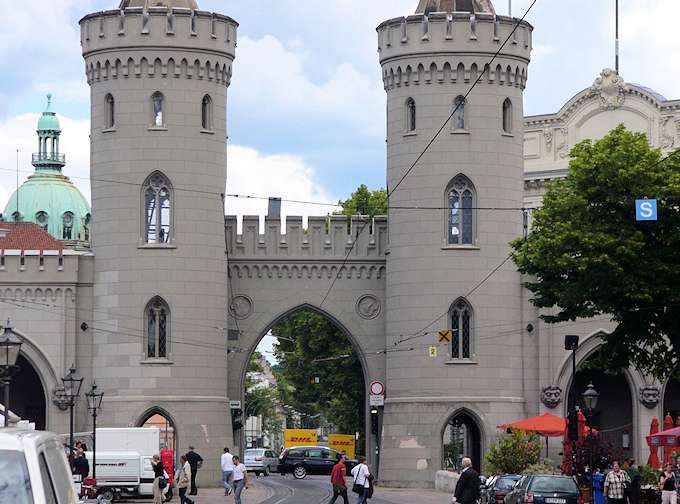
[221, 448, 235, 495]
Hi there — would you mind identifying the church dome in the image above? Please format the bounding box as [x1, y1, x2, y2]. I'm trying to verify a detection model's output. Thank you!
[119, 0, 199, 9]
[415, 0, 495, 14]
[37, 94, 60, 132]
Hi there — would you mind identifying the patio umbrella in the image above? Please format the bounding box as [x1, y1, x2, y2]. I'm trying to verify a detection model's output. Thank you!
[498, 412, 567, 456]
[647, 417, 661, 469]
[664, 414, 674, 464]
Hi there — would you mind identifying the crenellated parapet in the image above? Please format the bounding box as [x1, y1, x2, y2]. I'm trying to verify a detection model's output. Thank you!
[79, 7, 237, 86]
[226, 215, 389, 260]
[377, 12, 532, 91]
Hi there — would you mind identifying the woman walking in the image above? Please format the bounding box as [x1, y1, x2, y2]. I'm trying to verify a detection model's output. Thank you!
[176, 455, 195, 504]
[660, 463, 677, 504]
[151, 454, 164, 504]
[232, 455, 249, 504]
[350, 456, 371, 504]
[592, 468, 605, 504]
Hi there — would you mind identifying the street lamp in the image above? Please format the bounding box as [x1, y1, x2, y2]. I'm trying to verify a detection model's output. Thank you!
[85, 382, 104, 480]
[564, 335, 580, 476]
[0, 320, 23, 427]
[62, 365, 84, 465]
[582, 382, 599, 504]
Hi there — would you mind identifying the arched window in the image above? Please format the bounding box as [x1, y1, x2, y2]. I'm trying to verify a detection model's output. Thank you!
[453, 95, 466, 130]
[145, 296, 170, 359]
[151, 92, 164, 127]
[62, 212, 74, 240]
[502, 98, 513, 133]
[405, 98, 416, 132]
[105, 93, 115, 129]
[450, 298, 473, 359]
[83, 213, 91, 242]
[442, 410, 482, 472]
[447, 175, 475, 245]
[35, 211, 48, 231]
[201, 94, 213, 130]
[143, 172, 172, 244]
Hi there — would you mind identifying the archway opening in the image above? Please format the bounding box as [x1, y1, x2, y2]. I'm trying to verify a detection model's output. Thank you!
[10, 354, 46, 429]
[243, 306, 367, 459]
[567, 352, 634, 455]
[663, 378, 680, 423]
[139, 409, 177, 455]
[442, 411, 482, 473]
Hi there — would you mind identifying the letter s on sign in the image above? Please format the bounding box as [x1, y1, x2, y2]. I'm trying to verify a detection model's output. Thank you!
[640, 202, 653, 218]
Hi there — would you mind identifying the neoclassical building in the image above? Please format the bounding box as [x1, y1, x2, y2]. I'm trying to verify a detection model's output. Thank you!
[5, 0, 680, 487]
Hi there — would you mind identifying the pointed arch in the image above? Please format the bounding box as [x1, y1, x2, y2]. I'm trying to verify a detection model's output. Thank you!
[449, 297, 474, 359]
[441, 406, 484, 472]
[201, 94, 213, 130]
[405, 97, 416, 132]
[445, 174, 476, 245]
[136, 405, 178, 453]
[144, 296, 171, 359]
[502, 97, 513, 133]
[142, 171, 173, 245]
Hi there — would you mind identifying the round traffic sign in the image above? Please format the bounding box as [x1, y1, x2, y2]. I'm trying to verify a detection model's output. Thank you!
[369, 380, 385, 395]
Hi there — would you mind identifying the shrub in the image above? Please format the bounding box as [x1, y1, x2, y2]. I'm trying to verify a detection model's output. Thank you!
[486, 429, 541, 475]
[523, 459, 560, 475]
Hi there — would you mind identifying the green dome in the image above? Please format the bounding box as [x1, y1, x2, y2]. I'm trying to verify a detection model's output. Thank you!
[37, 94, 60, 132]
[4, 172, 91, 243]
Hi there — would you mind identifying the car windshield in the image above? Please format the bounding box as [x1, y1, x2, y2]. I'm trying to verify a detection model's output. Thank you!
[498, 477, 521, 490]
[531, 477, 578, 493]
[0, 450, 34, 504]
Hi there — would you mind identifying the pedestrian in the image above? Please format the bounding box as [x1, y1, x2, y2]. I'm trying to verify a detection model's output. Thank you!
[452, 457, 481, 504]
[329, 456, 349, 504]
[660, 463, 677, 504]
[232, 455, 249, 504]
[624, 459, 640, 504]
[176, 455, 194, 504]
[184, 445, 203, 495]
[350, 456, 371, 504]
[605, 461, 631, 504]
[221, 447, 235, 496]
[674, 456, 680, 496]
[592, 467, 605, 504]
[151, 454, 165, 504]
[73, 449, 90, 480]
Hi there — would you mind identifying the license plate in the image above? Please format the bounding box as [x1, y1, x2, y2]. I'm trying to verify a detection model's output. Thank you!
[545, 499, 566, 503]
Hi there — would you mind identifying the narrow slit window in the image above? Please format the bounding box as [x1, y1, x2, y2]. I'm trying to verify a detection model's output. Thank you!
[453, 96, 466, 130]
[105, 93, 115, 129]
[502, 98, 513, 133]
[152, 92, 164, 127]
[146, 297, 170, 359]
[201, 94, 213, 130]
[405, 98, 416, 132]
[450, 298, 473, 359]
[143, 172, 173, 244]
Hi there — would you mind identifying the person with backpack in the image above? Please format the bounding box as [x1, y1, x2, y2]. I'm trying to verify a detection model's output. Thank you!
[350, 456, 372, 504]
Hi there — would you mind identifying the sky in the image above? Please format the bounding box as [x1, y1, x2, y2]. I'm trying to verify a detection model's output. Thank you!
[0, 0, 679, 222]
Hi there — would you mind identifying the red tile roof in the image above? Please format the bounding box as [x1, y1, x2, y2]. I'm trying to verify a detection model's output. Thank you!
[0, 222, 63, 251]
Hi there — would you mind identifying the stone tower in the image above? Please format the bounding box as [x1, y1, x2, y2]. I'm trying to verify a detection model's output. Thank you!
[377, 0, 532, 484]
[80, 0, 237, 479]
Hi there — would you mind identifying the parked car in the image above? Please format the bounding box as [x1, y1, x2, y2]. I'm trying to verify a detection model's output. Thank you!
[244, 448, 279, 476]
[0, 428, 79, 504]
[505, 474, 582, 504]
[278, 446, 356, 479]
[483, 474, 522, 504]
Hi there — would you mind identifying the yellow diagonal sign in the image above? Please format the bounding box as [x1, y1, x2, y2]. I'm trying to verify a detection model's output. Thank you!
[438, 330, 451, 343]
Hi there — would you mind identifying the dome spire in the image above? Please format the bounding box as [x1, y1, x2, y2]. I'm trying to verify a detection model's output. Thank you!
[34, 94, 65, 173]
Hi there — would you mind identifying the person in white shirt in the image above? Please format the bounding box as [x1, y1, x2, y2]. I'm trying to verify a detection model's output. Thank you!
[350, 456, 371, 504]
[232, 455, 249, 504]
[221, 447, 235, 496]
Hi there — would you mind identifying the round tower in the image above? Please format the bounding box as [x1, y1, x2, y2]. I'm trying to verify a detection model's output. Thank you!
[79, 0, 237, 479]
[377, 0, 532, 483]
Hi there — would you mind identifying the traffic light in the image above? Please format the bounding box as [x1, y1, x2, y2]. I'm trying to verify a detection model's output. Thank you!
[371, 408, 379, 436]
[567, 410, 578, 442]
[231, 408, 243, 431]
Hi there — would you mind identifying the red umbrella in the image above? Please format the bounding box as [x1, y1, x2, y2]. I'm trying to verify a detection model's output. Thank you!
[648, 417, 661, 469]
[498, 413, 567, 437]
[664, 414, 674, 464]
[676, 417, 680, 428]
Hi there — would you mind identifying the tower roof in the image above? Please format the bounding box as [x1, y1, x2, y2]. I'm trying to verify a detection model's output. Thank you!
[37, 94, 60, 133]
[119, 0, 199, 9]
[415, 0, 495, 14]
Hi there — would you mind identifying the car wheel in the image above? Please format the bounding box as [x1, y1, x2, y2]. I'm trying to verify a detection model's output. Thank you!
[264, 466, 271, 477]
[98, 489, 115, 502]
[293, 465, 307, 479]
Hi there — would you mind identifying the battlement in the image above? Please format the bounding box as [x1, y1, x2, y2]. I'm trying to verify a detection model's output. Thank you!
[225, 215, 389, 259]
[377, 12, 532, 90]
[0, 250, 85, 278]
[79, 8, 237, 67]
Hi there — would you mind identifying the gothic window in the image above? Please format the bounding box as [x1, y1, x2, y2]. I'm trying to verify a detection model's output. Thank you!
[36, 211, 48, 231]
[151, 92, 165, 127]
[502, 98, 513, 133]
[62, 212, 74, 240]
[105, 93, 115, 129]
[453, 95, 466, 130]
[143, 172, 172, 244]
[405, 98, 416, 132]
[450, 298, 473, 359]
[83, 213, 91, 242]
[145, 296, 170, 359]
[447, 175, 475, 245]
[201, 94, 213, 130]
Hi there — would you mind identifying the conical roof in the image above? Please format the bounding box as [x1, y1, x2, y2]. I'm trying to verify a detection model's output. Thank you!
[415, 0, 495, 14]
[119, 0, 199, 9]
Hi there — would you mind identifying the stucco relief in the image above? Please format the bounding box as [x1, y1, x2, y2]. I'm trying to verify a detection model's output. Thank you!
[356, 294, 381, 320]
[543, 129, 553, 152]
[229, 295, 253, 320]
[639, 385, 660, 409]
[541, 385, 562, 409]
[555, 128, 569, 159]
[590, 68, 626, 110]
[660, 116, 675, 149]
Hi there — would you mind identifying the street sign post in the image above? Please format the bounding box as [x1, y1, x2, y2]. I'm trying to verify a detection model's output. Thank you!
[229, 400, 242, 409]
[369, 381, 385, 407]
[636, 199, 657, 221]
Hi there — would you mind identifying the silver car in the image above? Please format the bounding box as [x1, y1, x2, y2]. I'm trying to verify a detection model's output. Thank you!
[244, 448, 278, 476]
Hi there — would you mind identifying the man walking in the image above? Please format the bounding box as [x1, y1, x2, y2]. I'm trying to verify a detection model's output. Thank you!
[452, 458, 480, 504]
[604, 460, 631, 504]
[330, 456, 349, 504]
[232, 455, 248, 504]
[221, 447, 235, 496]
[184, 446, 203, 496]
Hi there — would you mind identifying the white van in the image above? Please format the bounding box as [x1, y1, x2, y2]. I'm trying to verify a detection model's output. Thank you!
[0, 428, 79, 504]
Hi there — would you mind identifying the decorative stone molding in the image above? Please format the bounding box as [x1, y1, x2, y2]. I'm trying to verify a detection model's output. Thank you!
[543, 128, 553, 152]
[356, 294, 381, 320]
[540, 385, 562, 409]
[639, 385, 661, 409]
[52, 386, 70, 411]
[590, 68, 626, 110]
[555, 127, 569, 159]
[228, 263, 386, 281]
[660, 116, 676, 149]
[229, 295, 253, 320]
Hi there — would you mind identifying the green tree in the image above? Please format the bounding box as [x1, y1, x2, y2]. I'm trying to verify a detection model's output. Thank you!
[337, 184, 388, 216]
[511, 125, 680, 379]
[244, 352, 283, 442]
[485, 429, 541, 475]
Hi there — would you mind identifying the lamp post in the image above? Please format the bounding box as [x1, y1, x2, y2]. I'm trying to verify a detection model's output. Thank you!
[582, 382, 600, 504]
[565, 335, 580, 475]
[62, 365, 84, 465]
[85, 382, 103, 480]
[0, 319, 23, 427]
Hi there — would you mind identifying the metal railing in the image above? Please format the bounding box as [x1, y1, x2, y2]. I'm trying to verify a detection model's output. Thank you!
[32, 152, 65, 164]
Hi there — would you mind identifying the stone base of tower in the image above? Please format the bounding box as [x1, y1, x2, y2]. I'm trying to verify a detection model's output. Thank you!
[99, 397, 234, 486]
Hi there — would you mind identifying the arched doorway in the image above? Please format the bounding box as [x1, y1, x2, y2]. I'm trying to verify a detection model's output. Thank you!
[663, 378, 680, 422]
[10, 355, 46, 429]
[442, 411, 482, 473]
[138, 409, 177, 455]
[567, 352, 634, 456]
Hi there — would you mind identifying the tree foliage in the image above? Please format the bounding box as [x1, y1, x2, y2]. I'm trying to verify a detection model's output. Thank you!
[511, 125, 680, 379]
[337, 184, 388, 217]
[244, 352, 283, 439]
[485, 429, 541, 475]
